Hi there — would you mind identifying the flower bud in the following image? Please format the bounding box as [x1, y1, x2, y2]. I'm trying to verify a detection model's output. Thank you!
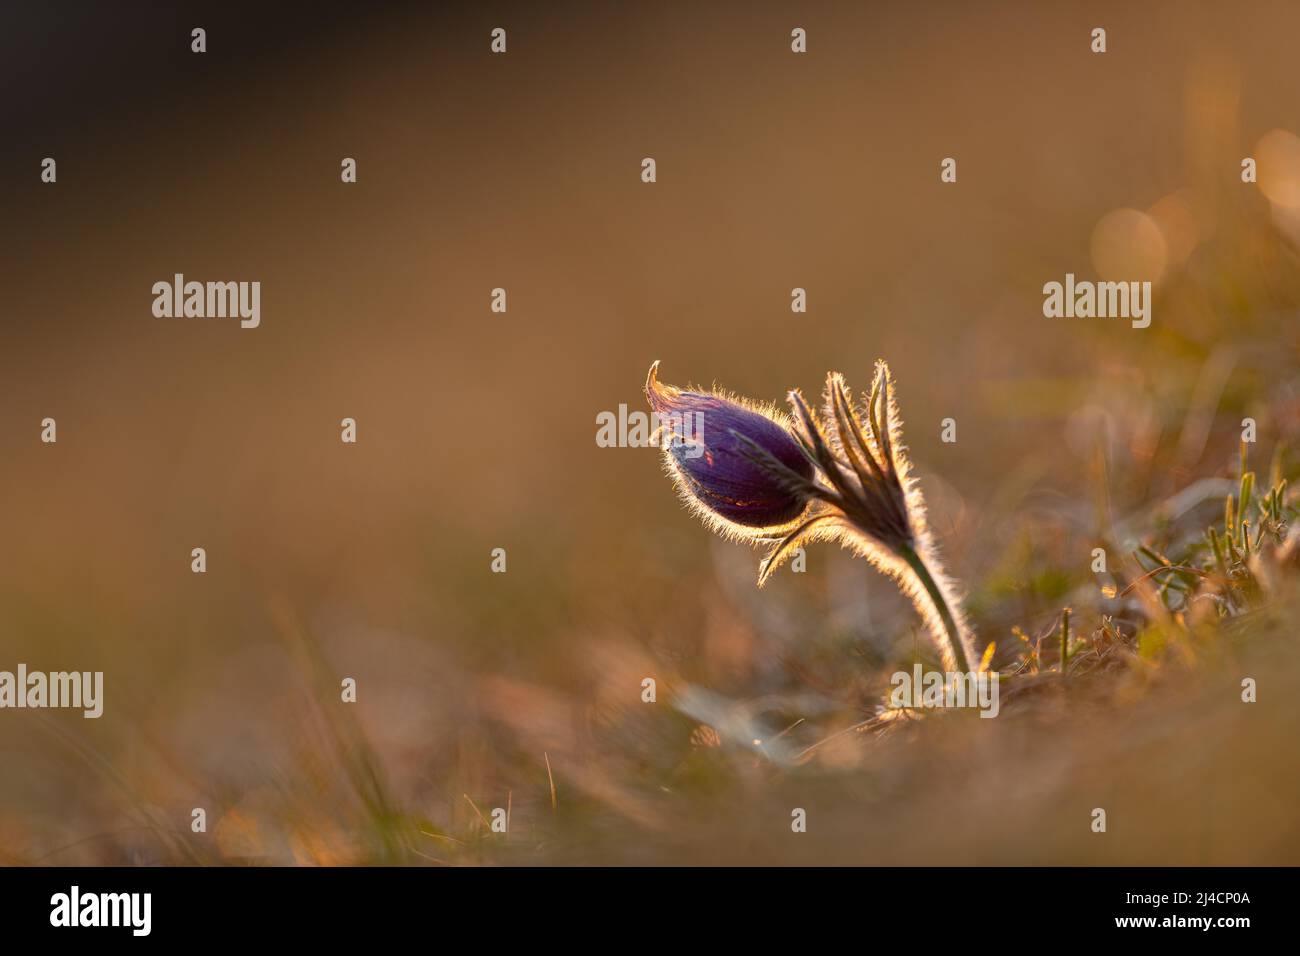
[646, 362, 813, 530]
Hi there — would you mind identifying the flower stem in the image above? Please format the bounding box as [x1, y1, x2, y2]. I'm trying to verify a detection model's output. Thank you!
[899, 545, 971, 673]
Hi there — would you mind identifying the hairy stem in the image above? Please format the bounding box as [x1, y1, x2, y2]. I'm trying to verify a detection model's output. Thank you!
[899, 545, 971, 673]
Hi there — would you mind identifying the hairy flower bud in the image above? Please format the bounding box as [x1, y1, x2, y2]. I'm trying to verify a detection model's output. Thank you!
[646, 362, 813, 531]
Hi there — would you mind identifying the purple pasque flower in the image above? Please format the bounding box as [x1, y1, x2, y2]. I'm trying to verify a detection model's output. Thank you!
[646, 359, 975, 674]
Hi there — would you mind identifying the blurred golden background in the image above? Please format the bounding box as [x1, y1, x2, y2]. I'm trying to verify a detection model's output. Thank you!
[1, 1, 1298, 864]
